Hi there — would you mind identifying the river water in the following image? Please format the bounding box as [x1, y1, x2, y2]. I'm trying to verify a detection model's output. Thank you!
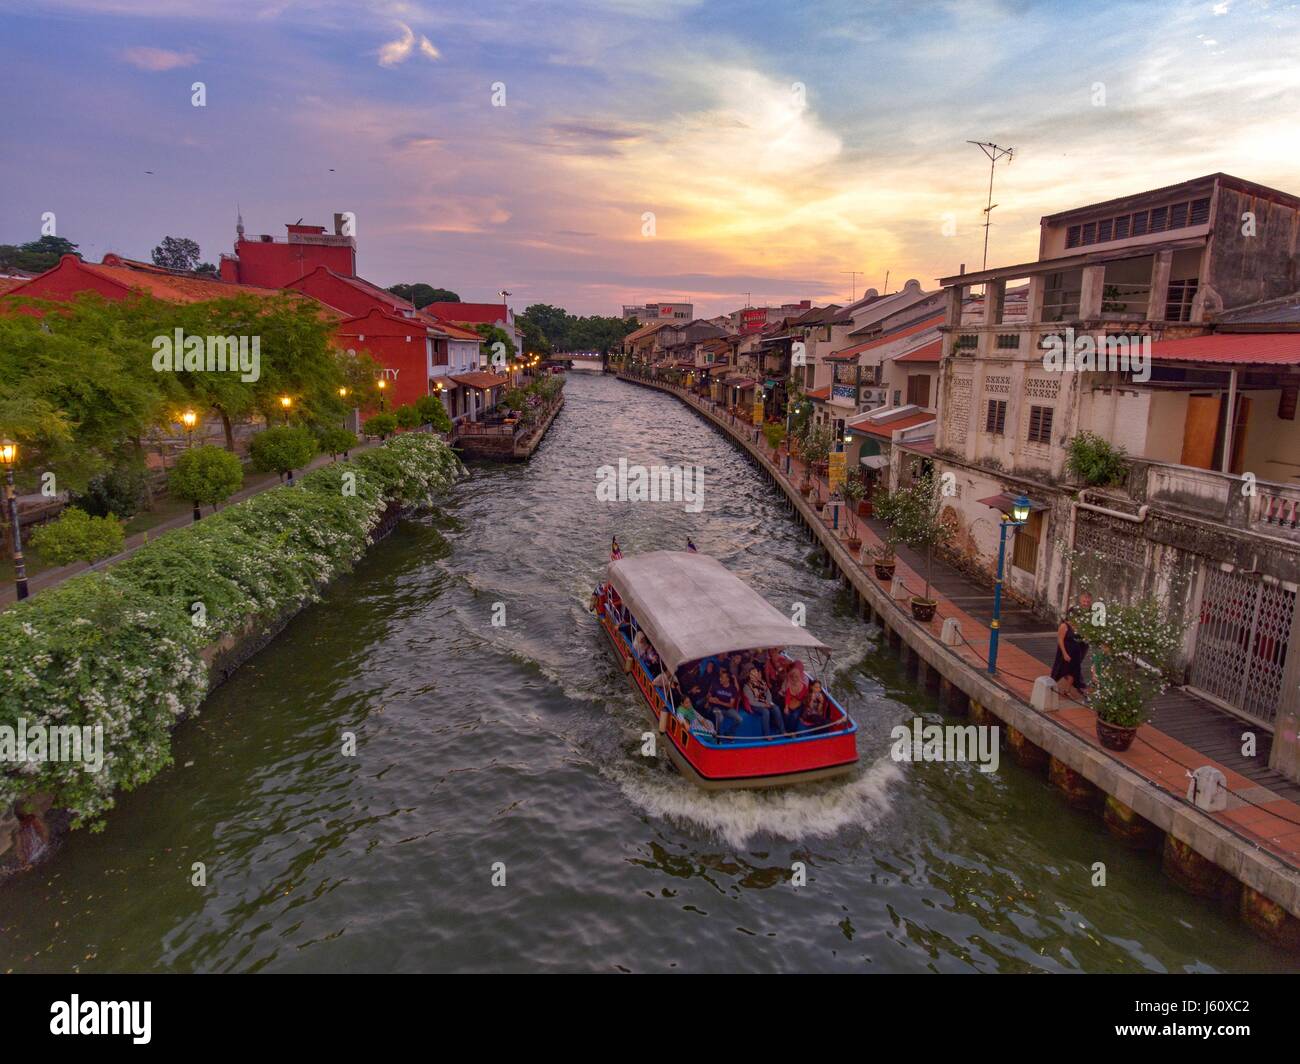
[0, 371, 1293, 973]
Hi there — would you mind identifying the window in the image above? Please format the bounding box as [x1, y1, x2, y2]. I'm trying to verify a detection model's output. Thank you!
[1027, 404, 1054, 444]
[1189, 197, 1211, 225]
[893, 389, 902, 406]
[984, 399, 1007, 435]
[996, 333, 1020, 349]
[1166, 279, 1199, 322]
[955, 333, 978, 350]
[906, 374, 931, 408]
[1131, 211, 1149, 236]
[1011, 510, 1043, 573]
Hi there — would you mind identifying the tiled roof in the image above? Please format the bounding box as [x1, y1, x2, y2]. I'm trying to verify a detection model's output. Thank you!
[806, 386, 832, 401]
[450, 371, 510, 389]
[894, 339, 943, 364]
[1149, 332, 1300, 365]
[829, 314, 943, 360]
[846, 409, 936, 439]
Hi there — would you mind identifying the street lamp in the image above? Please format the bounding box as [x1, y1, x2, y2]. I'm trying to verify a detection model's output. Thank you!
[338, 386, 349, 400]
[988, 493, 1032, 675]
[279, 395, 293, 423]
[376, 378, 387, 411]
[180, 409, 197, 448]
[1, 439, 29, 601]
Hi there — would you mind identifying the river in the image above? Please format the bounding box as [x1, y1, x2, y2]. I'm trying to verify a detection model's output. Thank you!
[0, 371, 1292, 973]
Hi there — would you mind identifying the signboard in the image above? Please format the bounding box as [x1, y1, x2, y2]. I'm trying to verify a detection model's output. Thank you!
[828, 451, 846, 493]
[752, 399, 765, 426]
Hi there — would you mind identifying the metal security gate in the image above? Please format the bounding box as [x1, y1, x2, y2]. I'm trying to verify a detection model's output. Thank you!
[1189, 567, 1295, 727]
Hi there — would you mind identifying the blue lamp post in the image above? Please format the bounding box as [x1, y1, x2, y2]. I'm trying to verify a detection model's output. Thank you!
[988, 493, 1031, 675]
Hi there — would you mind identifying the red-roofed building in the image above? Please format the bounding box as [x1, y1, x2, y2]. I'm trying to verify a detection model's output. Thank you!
[424, 301, 522, 360]
[219, 216, 357, 288]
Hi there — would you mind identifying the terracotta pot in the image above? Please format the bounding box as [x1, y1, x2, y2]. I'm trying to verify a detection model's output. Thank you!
[1095, 717, 1139, 751]
[846, 537, 862, 553]
[873, 561, 896, 580]
[858, 500, 873, 517]
[799, 485, 812, 497]
[910, 598, 937, 622]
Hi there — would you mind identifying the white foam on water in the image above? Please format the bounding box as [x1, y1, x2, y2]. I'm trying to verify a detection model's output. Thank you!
[613, 756, 904, 849]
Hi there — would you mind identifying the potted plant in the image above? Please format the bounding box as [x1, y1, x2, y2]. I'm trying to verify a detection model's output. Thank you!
[762, 421, 786, 460]
[840, 478, 865, 552]
[890, 472, 945, 622]
[802, 424, 834, 482]
[1073, 598, 1180, 751]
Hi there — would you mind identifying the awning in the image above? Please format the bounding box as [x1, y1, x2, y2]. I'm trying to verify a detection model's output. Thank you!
[860, 455, 890, 470]
[607, 551, 828, 674]
[450, 371, 510, 389]
[978, 492, 1051, 515]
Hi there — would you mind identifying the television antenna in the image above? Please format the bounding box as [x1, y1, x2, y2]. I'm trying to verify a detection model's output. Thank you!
[840, 271, 864, 302]
[966, 140, 1014, 271]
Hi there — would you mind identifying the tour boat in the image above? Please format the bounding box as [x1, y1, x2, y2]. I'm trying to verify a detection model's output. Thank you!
[593, 550, 858, 790]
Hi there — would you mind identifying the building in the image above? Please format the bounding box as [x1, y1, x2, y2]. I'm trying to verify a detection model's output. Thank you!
[423, 301, 523, 364]
[621, 301, 693, 322]
[925, 173, 1300, 767]
[219, 214, 357, 287]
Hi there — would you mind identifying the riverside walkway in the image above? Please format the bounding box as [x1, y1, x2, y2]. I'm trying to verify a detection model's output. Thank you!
[0, 439, 383, 610]
[620, 371, 1300, 943]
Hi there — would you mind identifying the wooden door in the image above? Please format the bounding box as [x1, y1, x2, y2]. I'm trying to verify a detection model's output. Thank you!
[1180, 394, 1220, 469]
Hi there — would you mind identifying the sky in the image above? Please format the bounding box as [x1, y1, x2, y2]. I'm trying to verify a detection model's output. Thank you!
[3, 0, 1300, 317]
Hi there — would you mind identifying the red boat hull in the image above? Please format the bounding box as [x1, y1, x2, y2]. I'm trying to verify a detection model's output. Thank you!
[596, 594, 858, 790]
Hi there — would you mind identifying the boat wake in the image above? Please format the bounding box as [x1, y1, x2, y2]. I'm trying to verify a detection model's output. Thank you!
[611, 756, 904, 849]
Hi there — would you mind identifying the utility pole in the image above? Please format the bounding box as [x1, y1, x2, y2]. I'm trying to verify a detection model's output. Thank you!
[967, 140, 1014, 272]
[840, 271, 864, 302]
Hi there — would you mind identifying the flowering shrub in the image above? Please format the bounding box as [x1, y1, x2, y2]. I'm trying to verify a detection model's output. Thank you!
[0, 435, 462, 829]
[1074, 599, 1181, 728]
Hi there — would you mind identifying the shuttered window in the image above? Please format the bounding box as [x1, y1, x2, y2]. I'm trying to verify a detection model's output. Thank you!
[906, 374, 931, 408]
[1027, 404, 1054, 444]
[984, 399, 1007, 435]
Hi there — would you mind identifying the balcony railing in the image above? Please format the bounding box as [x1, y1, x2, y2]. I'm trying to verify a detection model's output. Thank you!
[1136, 460, 1300, 542]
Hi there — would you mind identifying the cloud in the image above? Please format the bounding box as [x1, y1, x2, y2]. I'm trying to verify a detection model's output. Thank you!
[377, 21, 439, 67]
[119, 46, 198, 71]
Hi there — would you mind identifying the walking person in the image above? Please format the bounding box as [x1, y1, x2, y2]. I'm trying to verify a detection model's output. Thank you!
[1052, 592, 1092, 702]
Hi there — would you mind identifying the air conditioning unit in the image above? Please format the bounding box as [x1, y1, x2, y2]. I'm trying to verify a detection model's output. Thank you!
[860, 388, 888, 406]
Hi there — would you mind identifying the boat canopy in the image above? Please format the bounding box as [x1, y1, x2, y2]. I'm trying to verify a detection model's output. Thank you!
[607, 551, 829, 674]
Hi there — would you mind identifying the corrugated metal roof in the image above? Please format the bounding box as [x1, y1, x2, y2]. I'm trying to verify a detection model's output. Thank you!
[1149, 332, 1300, 364]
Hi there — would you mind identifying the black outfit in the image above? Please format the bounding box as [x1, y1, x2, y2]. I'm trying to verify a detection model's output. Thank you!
[1051, 611, 1089, 690]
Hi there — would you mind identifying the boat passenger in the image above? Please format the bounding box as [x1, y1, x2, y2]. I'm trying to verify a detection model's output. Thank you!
[781, 660, 811, 733]
[610, 536, 623, 561]
[763, 647, 790, 688]
[743, 665, 785, 737]
[800, 680, 833, 729]
[706, 668, 744, 735]
[686, 537, 698, 553]
[682, 659, 717, 705]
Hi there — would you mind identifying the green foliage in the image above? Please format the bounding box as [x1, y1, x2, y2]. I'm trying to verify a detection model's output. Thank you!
[151, 236, 202, 272]
[801, 424, 835, 466]
[839, 477, 865, 538]
[248, 425, 317, 476]
[168, 445, 243, 506]
[317, 425, 357, 457]
[386, 283, 459, 309]
[362, 413, 398, 438]
[518, 304, 637, 354]
[71, 461, 150, 519]
[0, 435, 463, 829]
[1074, 599, 1182, 727]
[1066, 431, 1129, 488]
[475, 323, 517, 366]
[882, 474, 945, 598]
[29, 506, 125, 565]
[413, 394, 453, 433]
[394, 403, 420, 430]
[762, 422, 787, 452]
[0, 235, 78, 273]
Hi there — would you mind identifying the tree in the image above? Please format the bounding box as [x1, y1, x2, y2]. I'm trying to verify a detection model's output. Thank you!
[168, 445, 243, 521]
[151, 236, 203, 272]
[0, 236, 79, 273]
[248, 425, 317, 483]
[317, 426, 357, 459]
[889, 472, 945, 604]
[195, 262, 219, 278]
[394, 403, 420, 430]
[517, 315, 552, 358]
[475, 323, 516, 369]
[840, 477, 866, 545]
[71, 462, 151, 520]
[387, 283, 460, 309]
[29, 507, 125, 565]
[414, 394, 453, 433]
[362, 413, 398, 439]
